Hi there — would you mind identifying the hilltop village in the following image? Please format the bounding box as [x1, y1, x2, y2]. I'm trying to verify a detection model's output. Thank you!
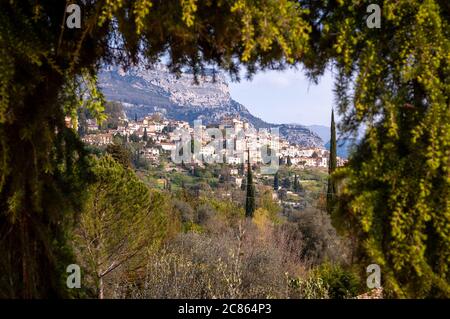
[78, 115, 347, 170]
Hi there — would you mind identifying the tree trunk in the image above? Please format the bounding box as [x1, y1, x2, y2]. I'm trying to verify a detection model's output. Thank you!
[98, 276, 104, 299]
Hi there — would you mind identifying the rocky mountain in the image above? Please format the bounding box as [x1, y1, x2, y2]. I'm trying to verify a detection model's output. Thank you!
[98, 65, 323, 147]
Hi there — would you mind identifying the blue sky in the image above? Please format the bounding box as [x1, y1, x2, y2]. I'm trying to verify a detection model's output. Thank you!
[228, 68, 334, 127]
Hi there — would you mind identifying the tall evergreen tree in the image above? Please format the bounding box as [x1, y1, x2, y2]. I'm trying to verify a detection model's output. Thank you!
[273, 172, 279, 190]
[245, 149, 256, 217]
[327, 109, 337, 214]
[74, 155, 154, 298]
[143, 128, 148, 142]
[286, 155, 292, 166]
[294, 174, 302, 193]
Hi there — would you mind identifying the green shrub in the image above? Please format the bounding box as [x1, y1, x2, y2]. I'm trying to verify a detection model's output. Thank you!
[314, 263, 361, 299]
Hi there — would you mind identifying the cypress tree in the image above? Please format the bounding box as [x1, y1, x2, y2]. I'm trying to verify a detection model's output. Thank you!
[286, 155, 292, 166]
[245, 149, 256, 217]
[273, 172, 279, 190]
[327, 109, 337, 214]
[293, 174, 299, 192]
[143, 128, 148, 142]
